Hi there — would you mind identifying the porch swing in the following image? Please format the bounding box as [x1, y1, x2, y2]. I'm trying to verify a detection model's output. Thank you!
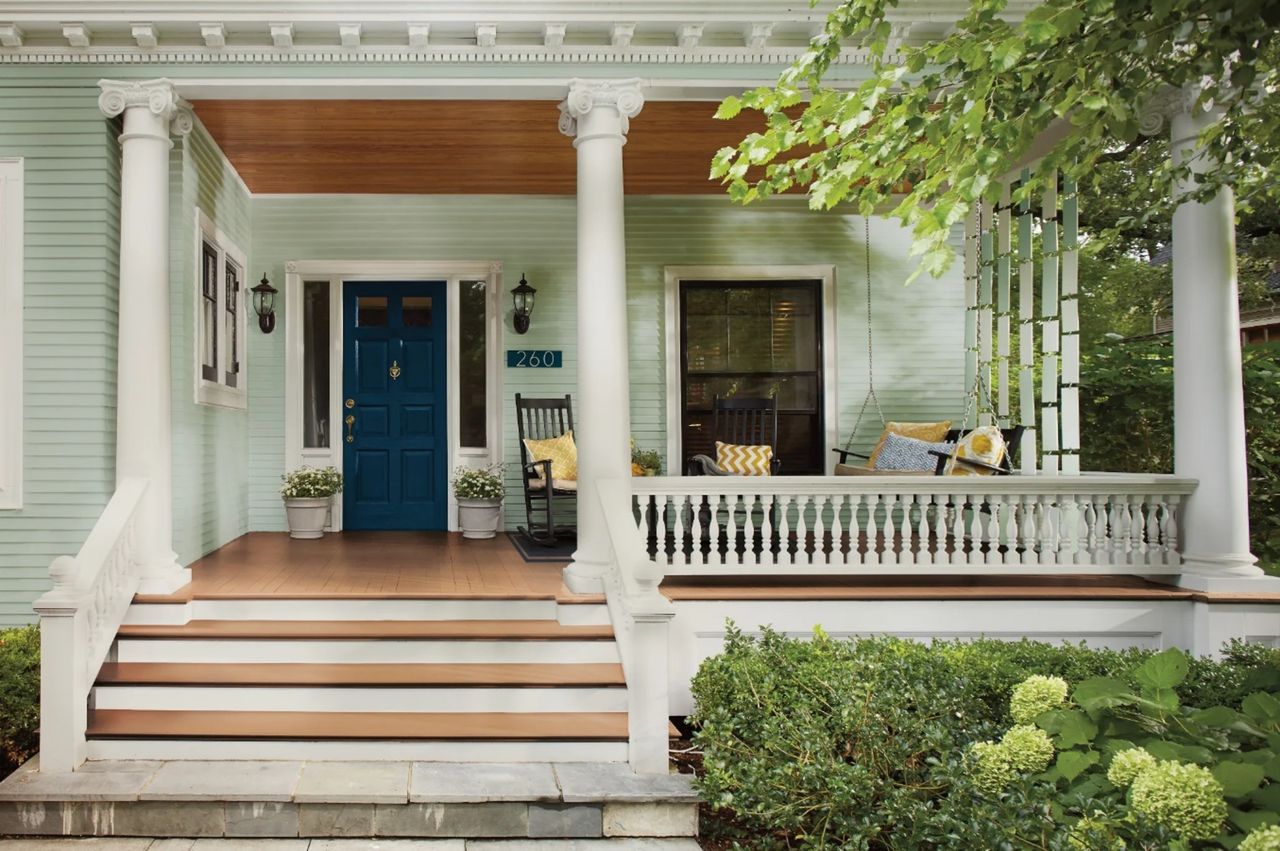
[832, 218, 1024, 476]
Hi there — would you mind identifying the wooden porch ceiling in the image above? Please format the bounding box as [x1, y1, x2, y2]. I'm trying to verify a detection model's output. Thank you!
[192, 99, 763, 195]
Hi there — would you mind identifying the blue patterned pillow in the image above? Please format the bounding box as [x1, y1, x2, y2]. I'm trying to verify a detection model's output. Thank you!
[873, 432, 957, 472]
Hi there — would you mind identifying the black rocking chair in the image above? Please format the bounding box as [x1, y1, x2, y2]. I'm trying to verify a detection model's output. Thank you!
[687, 395, 783, 476]
[515, 393, 576, 546]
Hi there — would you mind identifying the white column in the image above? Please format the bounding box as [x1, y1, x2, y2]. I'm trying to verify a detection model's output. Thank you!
[99, 79, 193, 594]
[559, 79, 644, 593]
[1142, 86, 1262, 584]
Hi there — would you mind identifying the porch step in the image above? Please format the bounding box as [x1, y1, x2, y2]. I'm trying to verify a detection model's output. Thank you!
[87, 710, 635, 740]
[97, 662, 626, 686]
[116, 619, 614, 640]
[123, 596, 612, 626]
[0, 760, 699, 838]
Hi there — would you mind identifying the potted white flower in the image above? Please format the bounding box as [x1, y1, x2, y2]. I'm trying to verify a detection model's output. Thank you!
[280, 466, 343, 539]
[453, 464, 504, 540]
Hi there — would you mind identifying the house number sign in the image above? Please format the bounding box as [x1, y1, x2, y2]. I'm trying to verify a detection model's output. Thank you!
[506, 350, 563, 368]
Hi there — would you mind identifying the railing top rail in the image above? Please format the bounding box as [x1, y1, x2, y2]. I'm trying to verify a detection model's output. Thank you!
[36, 477, 148, 605]
[630, 473, 1197, 497]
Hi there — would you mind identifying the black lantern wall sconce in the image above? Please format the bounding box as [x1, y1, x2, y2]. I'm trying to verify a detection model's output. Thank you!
[510, 273, 536, 335]
[251, 274, 278, 334]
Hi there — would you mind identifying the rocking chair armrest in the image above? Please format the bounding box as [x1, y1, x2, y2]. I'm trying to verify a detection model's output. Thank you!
[687, 454, 733, 476]
[832, 448, 871, 464]
[523, 459, 553, 480]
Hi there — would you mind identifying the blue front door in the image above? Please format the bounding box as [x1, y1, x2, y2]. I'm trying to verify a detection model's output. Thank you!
[342, 281, 448, 530]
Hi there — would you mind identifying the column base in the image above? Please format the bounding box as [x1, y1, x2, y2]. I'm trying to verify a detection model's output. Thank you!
[563, 560, 607, 595]
[1175, 551, 1266, 591]
[1176, 571, 1280, 595]
[136, 551, 192, 595]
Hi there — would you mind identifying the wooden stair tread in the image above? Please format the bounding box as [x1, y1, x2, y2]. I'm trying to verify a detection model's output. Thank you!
[86, 710, 642, 741]
[133, 590, 608, 604]
[116, 620, 614, 640]
[96, 662, 626, 687]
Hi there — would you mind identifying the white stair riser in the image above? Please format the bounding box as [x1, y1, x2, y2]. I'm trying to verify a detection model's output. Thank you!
[85, 739, 628, 763]
[123, 598, 558, 625]
[92, 685, 628, 713]
[556, 604, 610, 626]
[114, 639, 620, 665]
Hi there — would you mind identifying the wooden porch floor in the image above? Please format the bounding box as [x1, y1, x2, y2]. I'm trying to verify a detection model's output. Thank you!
[144, 532, 1280, 605]
[142, 531, 587, 602]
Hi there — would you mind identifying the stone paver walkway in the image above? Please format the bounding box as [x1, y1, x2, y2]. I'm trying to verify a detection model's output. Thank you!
[0, 842, 701, 850]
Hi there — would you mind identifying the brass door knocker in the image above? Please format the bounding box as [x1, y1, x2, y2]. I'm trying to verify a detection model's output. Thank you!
[389, 360, 401, 380]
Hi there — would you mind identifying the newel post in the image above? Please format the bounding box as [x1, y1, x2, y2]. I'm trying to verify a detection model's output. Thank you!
[558, 79, 644, 594]
[627, 544, 675, 774]
[99, 79, 193, 594]
[32, 557, 88, 773]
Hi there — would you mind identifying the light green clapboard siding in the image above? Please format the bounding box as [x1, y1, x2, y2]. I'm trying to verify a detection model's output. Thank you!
[167, 122, 253, 566]
[248, 195, 966, 532]
[0, 82, 121, 626]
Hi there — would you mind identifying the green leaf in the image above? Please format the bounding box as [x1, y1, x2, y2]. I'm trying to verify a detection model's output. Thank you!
[1056, 750, 1100, 782]
[1244, 693, 1280, 725]
[714, 96, 743, 121]
[1073, 677, 1133, 713]
[1038, 709, 1098, 748]
[1190, 706, 1240, 729]
[1215, 762, 1267, 799]
[1253, 782, 1280, 811]
[1134, 648, 1189, 690]
[1229, 807, 1279, 833]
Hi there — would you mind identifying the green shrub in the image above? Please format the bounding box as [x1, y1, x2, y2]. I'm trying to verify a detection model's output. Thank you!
[691, 628, 1279, 850]
[968, 649, 1280, 848]
[0, 624, 39, 777]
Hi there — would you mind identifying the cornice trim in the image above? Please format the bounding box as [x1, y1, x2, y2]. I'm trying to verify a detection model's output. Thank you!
[0, 44, 885, 66]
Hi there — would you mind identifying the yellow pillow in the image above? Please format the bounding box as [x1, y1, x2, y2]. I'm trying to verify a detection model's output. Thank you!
[945, 426, 1007, 477]
[716, 441, 773, 476]
[523, 431, 578, 481]
[869, 421, 952, 468]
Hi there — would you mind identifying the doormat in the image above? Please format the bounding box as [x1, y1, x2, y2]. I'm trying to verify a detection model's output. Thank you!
[508, 532, 577, 563]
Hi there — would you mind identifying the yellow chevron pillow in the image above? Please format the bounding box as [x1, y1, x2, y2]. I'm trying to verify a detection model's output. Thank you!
[716, 441, 774, 476]
[523, 431, 578, 481]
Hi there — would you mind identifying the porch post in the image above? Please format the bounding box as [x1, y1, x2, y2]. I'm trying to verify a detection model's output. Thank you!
[1143, 86, 1263, 585]
[558, 79, 644, 593]
[99, 79, 193, 593]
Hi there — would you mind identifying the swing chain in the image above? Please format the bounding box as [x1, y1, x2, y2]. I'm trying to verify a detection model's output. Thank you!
[844, 216, 886, 452]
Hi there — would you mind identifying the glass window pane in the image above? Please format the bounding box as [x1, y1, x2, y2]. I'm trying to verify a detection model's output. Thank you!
[727, 287, 770, 315]
[200, 241, 218, 382]
[403, 295, 433, 327]
[684, 288, 725, 315]
[224, 260, 241, 388]
[727, 315, 772, 372]
[458, 281, 487, 448]
[357, 296, 388, 327]
[303, 281, 331, 448]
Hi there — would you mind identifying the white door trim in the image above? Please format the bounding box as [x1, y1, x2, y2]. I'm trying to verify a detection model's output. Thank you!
[283, 260, 504, 531]
[663, 265, 839, 476]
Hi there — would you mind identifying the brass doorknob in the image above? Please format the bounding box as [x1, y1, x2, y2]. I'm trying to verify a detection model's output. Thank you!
[345, 398, 355, 409]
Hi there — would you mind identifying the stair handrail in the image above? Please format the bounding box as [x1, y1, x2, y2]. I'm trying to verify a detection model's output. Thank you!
[32, 476, 149, 772]
[597, 476, 674, 775]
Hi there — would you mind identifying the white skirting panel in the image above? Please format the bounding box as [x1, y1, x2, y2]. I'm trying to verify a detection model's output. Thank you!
[86, 739, 629, 763]
[664, 597, 1241, 716]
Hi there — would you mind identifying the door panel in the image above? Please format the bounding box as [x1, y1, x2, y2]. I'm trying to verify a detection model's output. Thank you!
[343, 281, 448, 530]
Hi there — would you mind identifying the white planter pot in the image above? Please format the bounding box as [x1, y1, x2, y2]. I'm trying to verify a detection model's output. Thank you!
[284, 496, 332, 539]
[457, 498, 503, 540]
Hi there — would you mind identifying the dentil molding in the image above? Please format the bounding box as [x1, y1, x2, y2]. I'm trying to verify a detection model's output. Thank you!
[98, 77, 194, 135]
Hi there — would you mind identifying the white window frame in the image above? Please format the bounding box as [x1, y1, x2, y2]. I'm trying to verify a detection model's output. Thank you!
[663, 265, 839, 475]
[0, 158, 24, 509]
[194, 209, 248, 409]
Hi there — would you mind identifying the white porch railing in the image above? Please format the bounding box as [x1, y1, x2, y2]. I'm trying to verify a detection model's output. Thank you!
[628, 474, 1197, 576]
[32, 477, 148, 773]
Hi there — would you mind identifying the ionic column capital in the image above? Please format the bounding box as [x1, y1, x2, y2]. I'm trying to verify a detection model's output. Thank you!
[1138, 83, 1223, 140]
[558, 78, 645, 143]
[98, 78, 194, 137]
